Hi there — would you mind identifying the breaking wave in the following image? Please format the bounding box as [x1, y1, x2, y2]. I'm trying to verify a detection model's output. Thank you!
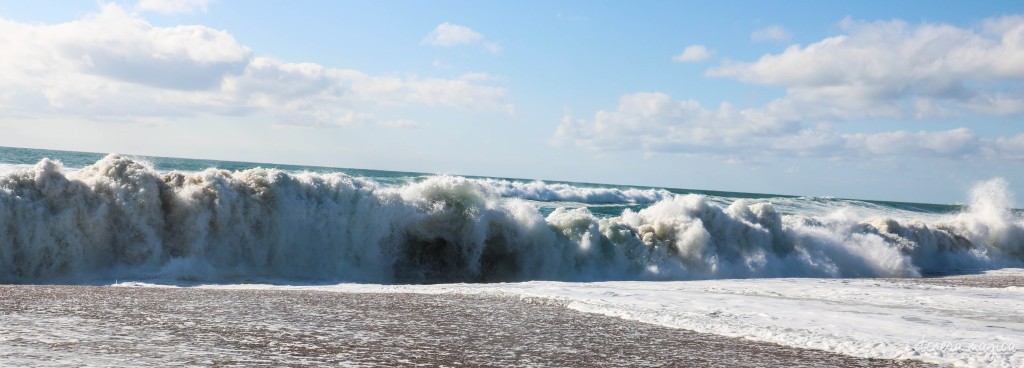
[1, 154, 1022, 283]
[473, 178, 673, 204]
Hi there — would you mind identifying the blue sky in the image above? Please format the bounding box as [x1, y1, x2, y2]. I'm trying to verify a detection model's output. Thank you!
[0, 0, 1022, 204]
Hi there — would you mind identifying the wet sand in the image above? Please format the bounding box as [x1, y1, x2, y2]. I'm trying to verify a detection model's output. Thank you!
[0, 285, 933, 367]
[889, 271, 1024, 288]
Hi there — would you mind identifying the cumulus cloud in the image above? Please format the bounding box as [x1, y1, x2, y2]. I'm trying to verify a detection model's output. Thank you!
[552, 92, 800, 154]
[552, 92, 1024, 161]
[422, 22, 502, 54]
[709, 16, 1024, 119]
[751, 25, 792, 43]
[672, 45, 713, 62]
[136, 0, 212, 14]
[550, 16, 1024, 163]
[0, 5, 511, 127]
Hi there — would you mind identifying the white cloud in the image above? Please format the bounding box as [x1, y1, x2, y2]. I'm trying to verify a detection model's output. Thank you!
[422, 22, 502, 54]
[709, 16, 1024, 119]
[422, 23, 482, 46]
[554, 16, 1024, 162]
[562, 20, 1024, 158]
[552, 92, 799, 154]
[672, 45, 713, 62]
[552, 92, 1024, 161]
[0, 5, 511, 127]
[136, 0, 211, 14]
[751, 25, 792, 43]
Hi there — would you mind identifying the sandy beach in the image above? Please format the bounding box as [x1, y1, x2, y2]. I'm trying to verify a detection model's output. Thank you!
[0, 285, 935, 367]
[887, 271, 1024, 289]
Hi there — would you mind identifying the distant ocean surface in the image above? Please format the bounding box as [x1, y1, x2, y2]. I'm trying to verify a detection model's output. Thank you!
[1, 145, 1021, 283]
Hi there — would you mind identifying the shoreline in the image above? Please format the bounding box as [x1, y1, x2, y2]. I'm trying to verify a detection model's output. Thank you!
[0, 285, 935, 367]
[887, 269, 1024, 288]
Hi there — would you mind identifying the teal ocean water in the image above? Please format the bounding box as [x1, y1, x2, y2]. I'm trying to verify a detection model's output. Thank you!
[1, 145, 1021, 283]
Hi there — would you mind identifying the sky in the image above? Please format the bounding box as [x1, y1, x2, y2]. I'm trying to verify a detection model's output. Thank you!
[0, 0, 1022, 204]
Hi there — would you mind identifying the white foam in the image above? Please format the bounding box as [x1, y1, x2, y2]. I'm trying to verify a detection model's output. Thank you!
[472, 178, 673, 204]
[1, 154, 1022, 283]
[186, 270, 1023, 367]
[0, 163, 34, 172]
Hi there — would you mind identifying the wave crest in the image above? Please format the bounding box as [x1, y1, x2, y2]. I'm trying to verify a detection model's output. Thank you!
[474, 178, 673, 204]
[1, 154, 1021, 283]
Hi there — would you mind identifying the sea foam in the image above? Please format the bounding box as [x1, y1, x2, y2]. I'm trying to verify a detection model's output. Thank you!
[472, 178, 673, 204]
[1, 154, 1021, 283]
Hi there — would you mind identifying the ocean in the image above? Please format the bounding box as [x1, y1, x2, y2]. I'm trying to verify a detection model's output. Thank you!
[1, 145, 1021, 367]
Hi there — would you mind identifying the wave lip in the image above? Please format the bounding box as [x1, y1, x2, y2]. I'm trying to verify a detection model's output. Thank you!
[1, 154, 1022, 283]
[473, 178, 674, 204]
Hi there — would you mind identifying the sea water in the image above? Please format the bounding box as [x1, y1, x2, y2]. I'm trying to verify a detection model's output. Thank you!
[1, 145, 1021, 367]
[2, 145, 1020, 284]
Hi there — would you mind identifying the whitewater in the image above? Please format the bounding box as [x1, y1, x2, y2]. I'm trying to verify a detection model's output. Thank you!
[1, 146, 1022, 367]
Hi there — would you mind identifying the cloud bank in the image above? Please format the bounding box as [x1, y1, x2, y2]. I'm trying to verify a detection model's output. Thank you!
[556, 16, 1024, 161]
[552, 92, 1024, 161]
[0, 5, 511, 127]
[710, 16, 1024, 119]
